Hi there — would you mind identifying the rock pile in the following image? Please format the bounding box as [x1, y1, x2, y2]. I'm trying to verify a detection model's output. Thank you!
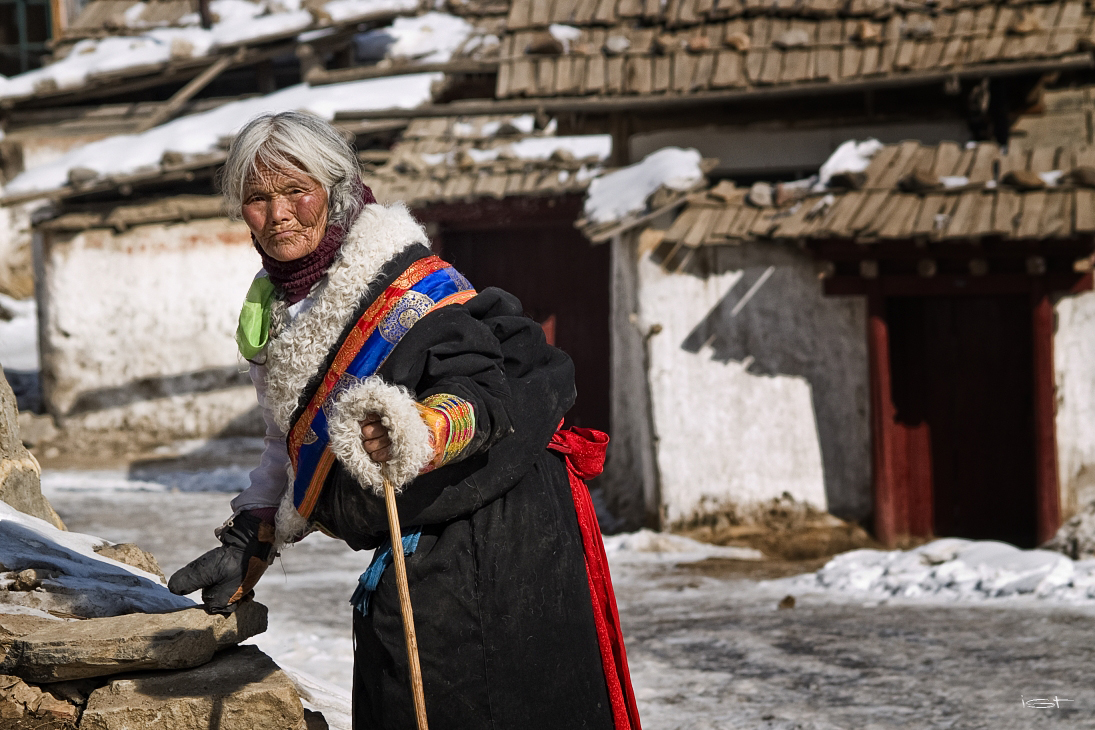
[0, 372, 313, 729]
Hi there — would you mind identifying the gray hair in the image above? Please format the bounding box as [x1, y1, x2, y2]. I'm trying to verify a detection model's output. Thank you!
[220, 111, 363, 226]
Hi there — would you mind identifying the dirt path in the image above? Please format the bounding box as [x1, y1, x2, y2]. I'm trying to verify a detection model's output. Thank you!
[44, 481, 1095, 729]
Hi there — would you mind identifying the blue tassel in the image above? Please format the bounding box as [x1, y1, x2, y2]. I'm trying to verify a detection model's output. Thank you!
[350, 529, 422, 616]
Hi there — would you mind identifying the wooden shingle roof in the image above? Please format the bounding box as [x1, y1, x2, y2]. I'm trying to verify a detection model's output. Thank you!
[497, 0, 1095, 99]
[641, 141, 1095, 253]
[365, 115, 611, 206]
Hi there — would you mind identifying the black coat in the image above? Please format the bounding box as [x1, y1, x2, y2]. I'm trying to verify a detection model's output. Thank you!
[308, 244, 615, 730]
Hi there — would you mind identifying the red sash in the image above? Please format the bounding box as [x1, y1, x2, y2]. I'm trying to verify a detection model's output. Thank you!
[548, 427, 642, 730]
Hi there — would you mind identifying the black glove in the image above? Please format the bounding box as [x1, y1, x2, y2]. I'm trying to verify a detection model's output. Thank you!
[168, 511, 276, 614]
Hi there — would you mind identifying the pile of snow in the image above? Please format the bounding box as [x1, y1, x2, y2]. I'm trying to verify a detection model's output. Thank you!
[0, 0, 420, 101]
[0, 500, 194, 616]
[3, 73, 441, 196]
[352, 11, 476, 63]
[603, 529, 764, 563]
[787, 538, 1095, 603]
[0, 294, 38, 372]
[583, 147, 705, 225]
[815, 138, 883, 190]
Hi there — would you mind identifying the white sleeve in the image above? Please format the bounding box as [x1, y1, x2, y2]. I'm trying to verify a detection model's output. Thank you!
[231, 361, 290, 512]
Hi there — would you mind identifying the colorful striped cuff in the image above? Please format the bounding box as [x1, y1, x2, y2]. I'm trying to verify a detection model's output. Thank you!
[415, 393, 476, 472]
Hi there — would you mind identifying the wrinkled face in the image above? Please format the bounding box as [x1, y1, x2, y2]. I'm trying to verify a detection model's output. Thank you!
[242, 162, 329, 262]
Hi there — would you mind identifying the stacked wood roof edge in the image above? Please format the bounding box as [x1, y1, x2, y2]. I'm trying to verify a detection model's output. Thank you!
[498, 0, 1095, 98]
[646, 141, 1095, 248]
[364, 114, 607, 206]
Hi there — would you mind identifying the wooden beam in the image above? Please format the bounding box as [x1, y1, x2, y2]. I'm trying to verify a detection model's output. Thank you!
[49, 0, 66, 42]
[1031, 282, 1061, 545]
[334, 54, 1095, 121]
[134, 52, 238, 133]
[824, 273, 1088, 297]
[307, 60, 499, 86]
[867, 287, 899, 548]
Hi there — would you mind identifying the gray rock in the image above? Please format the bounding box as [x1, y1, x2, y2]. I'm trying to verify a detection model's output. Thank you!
[78, 645, 306, 730]
[0, 373, 64, 530]
[1, 601, 267, 683]
[92, 544, 165, 582]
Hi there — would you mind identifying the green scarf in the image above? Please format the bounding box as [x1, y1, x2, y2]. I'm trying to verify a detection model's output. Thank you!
[236, 277, 276, 361]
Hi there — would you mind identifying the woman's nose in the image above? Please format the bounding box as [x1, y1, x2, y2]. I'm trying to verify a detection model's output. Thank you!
[269, 195, 293, 224]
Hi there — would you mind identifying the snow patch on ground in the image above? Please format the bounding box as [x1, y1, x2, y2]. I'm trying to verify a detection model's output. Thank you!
[278, 664, 353, 730]
[0, 500, 194, 616]
[815, 138, 883, 189]
[0, 294, 38, 371]
[584, 147, 705, 225]
[603, 528, 765, 563]
[4, 73, 441, 196]
[780, 538, 1095, 603]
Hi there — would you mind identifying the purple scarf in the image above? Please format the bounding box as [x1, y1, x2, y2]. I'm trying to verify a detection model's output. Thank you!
[254, 183, 377, 304]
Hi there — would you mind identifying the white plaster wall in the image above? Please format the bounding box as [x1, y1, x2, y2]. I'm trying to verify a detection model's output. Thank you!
[638, 256, 828, 525]
[635, 244, 871, 526]
[38, 217, 262, 438]
[0, 133, 115, 299]
[1053, 289, 1095, 516]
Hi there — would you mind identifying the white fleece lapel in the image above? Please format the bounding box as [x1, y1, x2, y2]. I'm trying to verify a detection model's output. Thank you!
[262, 202, 430, 434]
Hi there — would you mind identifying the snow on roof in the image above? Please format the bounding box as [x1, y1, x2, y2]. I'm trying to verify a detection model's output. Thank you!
[583, 147, 705, 225]
[353, 11, 476, 63]
[815, 138, 884, 190]
[419, 133, 612, 166]
[0, 0, 420, 102]
[0, 500, 194, 617]
[3, 73, 442, 197]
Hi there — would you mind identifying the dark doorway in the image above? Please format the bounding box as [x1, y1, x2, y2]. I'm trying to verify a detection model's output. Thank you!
[887, 296, 1037, 547]
[440, 222, 611, 431]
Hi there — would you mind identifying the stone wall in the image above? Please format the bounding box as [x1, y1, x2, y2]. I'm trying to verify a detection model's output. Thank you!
[35, 217, 263, 439]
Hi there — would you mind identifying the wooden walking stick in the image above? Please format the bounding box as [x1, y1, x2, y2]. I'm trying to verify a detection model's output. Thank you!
[381, 474, 430, 730]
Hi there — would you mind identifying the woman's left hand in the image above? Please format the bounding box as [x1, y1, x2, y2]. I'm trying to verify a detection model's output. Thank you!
[361, 413, 392, 463]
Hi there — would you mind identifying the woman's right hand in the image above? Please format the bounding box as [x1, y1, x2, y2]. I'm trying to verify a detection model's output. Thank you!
[168, 511, 275, 614]
[361, 413, 392, 463]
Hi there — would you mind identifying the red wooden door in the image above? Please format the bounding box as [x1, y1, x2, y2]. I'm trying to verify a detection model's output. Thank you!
[439, 223, 611, 431]
[886, 296, 1038, 547]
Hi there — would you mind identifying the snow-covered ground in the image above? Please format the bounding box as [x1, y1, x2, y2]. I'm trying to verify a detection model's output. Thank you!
[38, 463, 1095, 729]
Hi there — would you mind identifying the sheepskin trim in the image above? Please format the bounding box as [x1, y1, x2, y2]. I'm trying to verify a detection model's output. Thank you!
[274, 473, 310, 548]
[263, 203, 429, 434]
[326, 376, 434, 496]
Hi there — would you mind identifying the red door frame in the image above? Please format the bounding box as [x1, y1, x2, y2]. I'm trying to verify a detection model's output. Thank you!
[853, 274, 1091, 547]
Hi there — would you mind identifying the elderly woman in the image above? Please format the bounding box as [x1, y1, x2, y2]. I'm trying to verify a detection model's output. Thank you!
[168, 111, 640, 730]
